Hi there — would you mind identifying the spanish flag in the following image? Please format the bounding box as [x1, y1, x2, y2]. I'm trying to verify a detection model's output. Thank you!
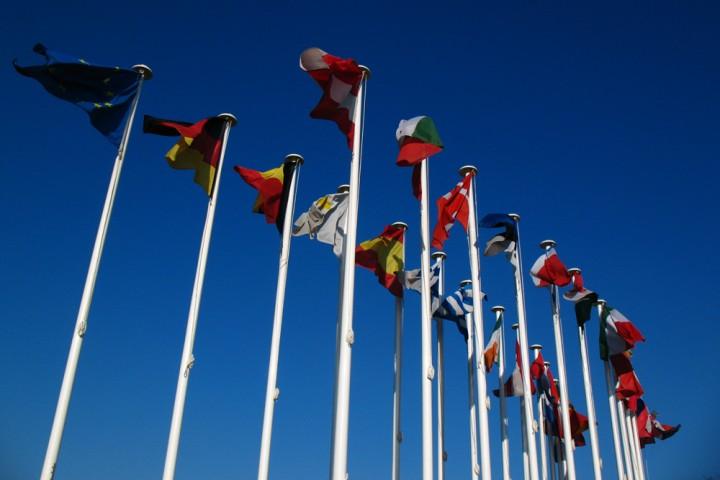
[234, 162, 294, 233]
[143, 115, 225, 195]
[355, 224, 405, 297]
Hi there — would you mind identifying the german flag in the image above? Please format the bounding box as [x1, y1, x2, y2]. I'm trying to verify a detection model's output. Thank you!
[234, 162, 295, 233]
[143, 115, 225, 195]
[355, 224, 405, 297]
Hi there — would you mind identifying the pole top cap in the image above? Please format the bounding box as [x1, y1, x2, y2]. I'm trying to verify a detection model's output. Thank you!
[391, 221, 408, 230]
[530, 344, 543, 350]
[284, 153, 304, 165]
[539, 239, 557, 249]
[511, 323, 519, 330]
[553, 379, 559, 385]
[216, 113, 238, 126]
[359, 65, 371, 78]
[459, 279, 472, 287]
[132, 64, 153, 80]
[491, 305, 505, 313]
[508, 213, 521, 222]
[458, 165, 478, 177]
[431, 251, 447, 260]
[597, 298, 607, 305]
[337, 184, 350, 193]
[543, 361, 551, 367]
[567, 267, 581, 274]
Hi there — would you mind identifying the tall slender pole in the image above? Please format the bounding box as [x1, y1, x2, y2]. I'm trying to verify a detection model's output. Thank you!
[329, 67, 369, 480]
[434, 251, 448, 480]
[257, 155, 304, 480]
[491, 306, 511, 480]
[460, 166, 492, 480]
[462, 281, 480, 480]
[616, 400, 635, 480]
[623, 408, 642, 480]
[40, 64, 152, 480]
[392, 222, 410, 480]
[628, 412, 645, 480]
[508, 213, 541, 480]
[566, 268, 602, 480]
[162, 113, 236, 480]
[539, 240, 576, 480]
[598, 300, 629, 480]
[514, 324, 530, 480]
[545, 362, 558, 480]
[548, 435, 557, 480]
[531, 345, 548, 480]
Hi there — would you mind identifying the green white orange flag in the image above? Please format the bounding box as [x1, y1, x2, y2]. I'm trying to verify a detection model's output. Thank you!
[355, 224, 405, 297]
[483, 315, 503, 372]
[234, 162, 295, 233]
[395, 116, 443, 198]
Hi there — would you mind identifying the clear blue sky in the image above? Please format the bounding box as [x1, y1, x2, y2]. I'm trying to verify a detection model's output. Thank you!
[2, 2, 718, 479]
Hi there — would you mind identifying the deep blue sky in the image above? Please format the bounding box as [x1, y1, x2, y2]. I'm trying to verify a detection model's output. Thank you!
[2, 2, 718, 479]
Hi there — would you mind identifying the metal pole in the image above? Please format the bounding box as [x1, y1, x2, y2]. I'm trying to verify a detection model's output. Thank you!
[531, 345, 548, 480]
[629, 412, 645, 480]
[508, 213, 540, 480]
[463, 281, 480, 480]
[40, 64, 152, 480]
[623, 408, 642, 480]
[392, 222, 410, 480]
[514, 325, 529, 480]
[460, 166, 492, 480]
[257, 155, 304, 480]
[434, 251, 448, 480]
[492, 306, 511, 480]
[163, 113, 237, 480]
[539, 240, 576, 480]
[330, 67, 369, 480]
[615, 397, 635, 480]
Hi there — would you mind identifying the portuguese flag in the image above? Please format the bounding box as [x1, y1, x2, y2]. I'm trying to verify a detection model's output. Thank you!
[143, 115, 225, 196]
[234, 162, 295, 233]
[355, 224, 405, 297]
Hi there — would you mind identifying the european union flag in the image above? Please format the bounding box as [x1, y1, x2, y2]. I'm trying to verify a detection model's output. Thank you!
[14, 44, 140, 146]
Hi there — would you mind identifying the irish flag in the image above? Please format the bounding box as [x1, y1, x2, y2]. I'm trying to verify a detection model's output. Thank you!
[355, 224, 405, 297]
[599, 305, 645, 360]
[483, 315, 502, 372]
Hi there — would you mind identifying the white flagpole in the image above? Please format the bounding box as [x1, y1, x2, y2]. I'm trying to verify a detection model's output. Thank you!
[434, 251, 448, 480]
[392, 221, 410, 480]
[508, 213, 541, 480]
[513, 324, 530, 480]
[459, 166, 492, 480]
[615, 399, 635, 480]
[545, 361, 558, 480]
[623, 408, 642, 480]
[628, 411, 645, 480]
[329, 66, 369, 480]
[530, 345, 548, 480]
[40, 64, 152, 480]
[459, 280, 481, 480]
[539, 240, 576, 480]
[548, 435, 558, 480]
[491, 306, 511, 480]
[597, 300, 630, 480]
[162, 113, 236, 480]
[257, 154, 304, 480]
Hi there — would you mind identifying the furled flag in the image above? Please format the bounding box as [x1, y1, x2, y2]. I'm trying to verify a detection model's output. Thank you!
[479, 213, 518, 257]
[483, 315, 503, 373]
[494, 341, 536, 397]
[431, 174, 473, 249]
[563, 271, 599, 326]
[599, 304, 645, 360]
[355, 224, 405, 297]
[293, 192, 349, 257]
[300, 48, 363, 149]
[234, 162, 295, 233]
[530, 351, 546, 381]
[434, 283, 476, 340]
[636, 399, 655, 447]
[14, 44, 141, 146]
[610, 352, 644, 406]
[395, 116, 444, 199]
[143, 115, 226, 196]
[537, 361, 561, 403]
[530, 247, 572, 287]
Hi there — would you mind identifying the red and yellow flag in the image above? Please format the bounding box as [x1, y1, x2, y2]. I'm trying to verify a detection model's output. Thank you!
[234, 163, 293, 232]
[355, 224, 405, 297]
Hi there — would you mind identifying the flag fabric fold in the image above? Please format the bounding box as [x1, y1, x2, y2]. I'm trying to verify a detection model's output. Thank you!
[599, 305, 645, 360]
[395, 116, 444, 199]
[355, 224, 405, 297]
[14, 43, 140, 146]
[431, 174, 472, 249]
[235, 162, 294, 232]
[483, 315, 503, 372]
[293, 192, 349, 257]
[434, 283, 476, 340]
[530, 247, 572, 287]
[494, 341, 536, 397]
[563, 271, 599, 326]
[610, 352, 644, 402]
[479, 213, 518, 257]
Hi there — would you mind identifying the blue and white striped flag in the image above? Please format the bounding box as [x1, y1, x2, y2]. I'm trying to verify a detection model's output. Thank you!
[400, 258, 442, 312]
[434, 284, 486, 340]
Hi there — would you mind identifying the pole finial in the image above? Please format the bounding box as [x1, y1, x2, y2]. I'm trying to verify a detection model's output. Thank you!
[508, 213, 521, 222]
[511, 323, 519, 330]
[458, 165, 478, 177]
[132, 64, 153, 80]
[216, 113, 238, 126]
[530, 344, 543, 351]
[597, 298, 607, 306]
[567, 267, 581, 275]
[539, 239, 556, 249]
[391, 221, 408, 230]
[491, 305, 505, 313]
[459, 279, 472, 287]
[431, 251, 447, 260]
[284, 153, 304, 165]
[359, 65, 371, 79]
[544, 361, 550, 367]
[336, 184, 350, 194]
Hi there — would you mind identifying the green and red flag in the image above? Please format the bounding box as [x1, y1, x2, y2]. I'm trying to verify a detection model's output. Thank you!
[234, 163, 295, 233]
[395, 116, 444, 198]
[355, 224, 405, 297]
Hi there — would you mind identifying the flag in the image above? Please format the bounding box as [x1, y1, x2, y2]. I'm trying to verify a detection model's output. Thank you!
[650, 414, 680, 441]
[355, 224, 405, 297]
[399, 257, 440, 294]
[14, 44, 140, 146]
[143, 115, 225, 196]
[293, 192, 349, 257]
[431, 174, 472, 249]
[530, 351, 546, 381]
[538, 361, 561, 403]
[479, 213, 517, 257]
[636, 400, 655, 447]
[566, 405, 590, 447]
[234, 162, 295, 232]
[395, 116, 443, 199]
[483, 315, 503, 372]
[599, 305, 645, 360]
[610, 352, 644, 403]
[300, 48, 363, 149]
[530, 248, 572, 287]
[434, 283, 475, 340]
[563, 271, 599, 326]
[494, 341, 536, 397]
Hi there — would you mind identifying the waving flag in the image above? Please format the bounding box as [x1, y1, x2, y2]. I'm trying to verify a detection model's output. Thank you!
[563, 271, 599, 326]
[599, 305, 645, 360]
[144, 115, 225, 195]
[431, 174, 472, 249]
[395, 116, 444, 198]
[14, 44, 140, 146]
[494, 341, 536, 397]
[399, 257, 440, 294]
[610, 352, 644, 404]
[480, 213, 518, 257]
[434, 283, 476, 340]
[235, 162, 295, 232]
[300, 48, 363, 149]
[530, 248, 572, 287]
[293, 192, 349, 257]
[483, 315, 503, 372]
[355, 225, 405, 297]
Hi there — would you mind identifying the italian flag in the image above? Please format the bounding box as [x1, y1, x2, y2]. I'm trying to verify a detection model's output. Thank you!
[483, 316, 502, 372]
[395, 116, 444, 166]
[599, 305, 645, 360]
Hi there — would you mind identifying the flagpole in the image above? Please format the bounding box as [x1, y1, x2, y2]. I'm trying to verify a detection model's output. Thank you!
[565, 268, 602, 480]
[162, 113, 236, 480]
[545, 362, 558, 480]
[392, 222, 409, 480]
[548, 434, 557, 480]
[616, 400, 635, 480]
[434, 251, 448, 480]
[628, 411, 645, 480]
[257, 154, 304, 480]
[462, 280, 481, 480]
[630, 418, 646, 480]
[39, 64, 152, 480]
[530, 345, 548, 480]
[513, 324, 530, 480]
[597, 300, 630, 480]
[460, 166, 492, 480]
[623, 408, 642, 480]
[508, 213, 541, 480]
[330, 66, 369, 480]
[491, 306, 511, 480]
[539, 240, 576, 480]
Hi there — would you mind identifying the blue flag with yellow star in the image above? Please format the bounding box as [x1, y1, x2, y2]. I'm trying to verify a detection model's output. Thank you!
[14, 44, 140, 146]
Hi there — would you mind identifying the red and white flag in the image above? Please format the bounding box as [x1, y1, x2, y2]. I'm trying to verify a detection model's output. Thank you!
[431, 174, 472, 249]
[610, 352, 644, 406]
[530, 248, 572, 287]
[494, 341, 536, 397]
